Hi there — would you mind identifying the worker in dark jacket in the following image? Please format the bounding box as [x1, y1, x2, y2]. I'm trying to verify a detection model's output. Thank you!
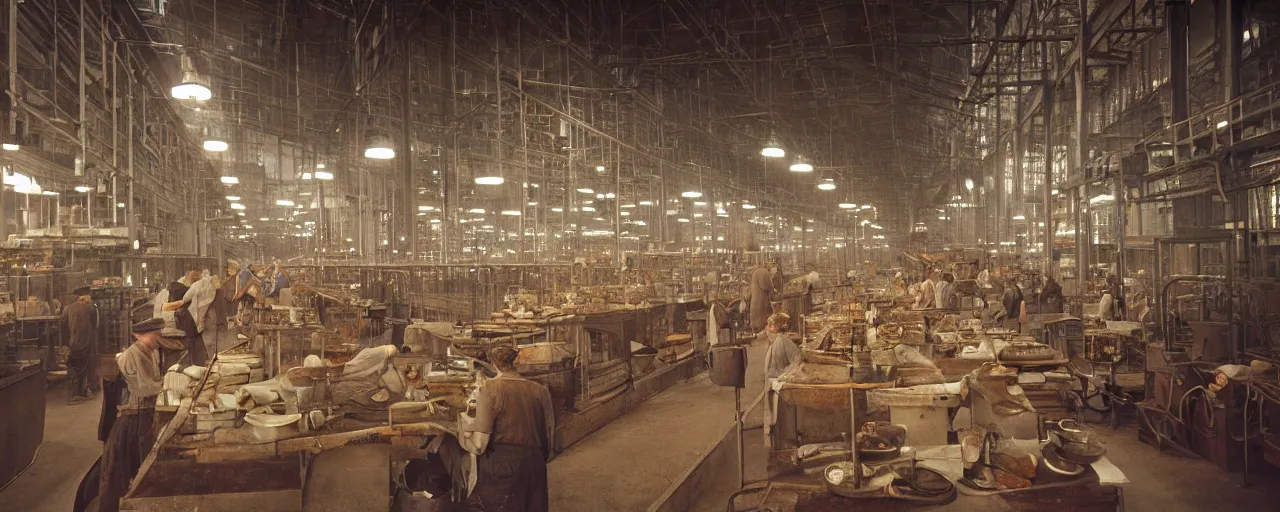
[61, 287, 99, 403]
[164, 267, 208, 365]
[98, 318, 165, 512]
[1000, 278, 1024, 331]
[748, 257, 780, 332]
[461, 346, 555, 512]
[1042, 275, 1065, 312]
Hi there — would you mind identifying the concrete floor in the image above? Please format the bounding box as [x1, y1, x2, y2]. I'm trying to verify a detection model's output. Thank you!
[546, 339, 769, 511]
[0, 389, 103, 512]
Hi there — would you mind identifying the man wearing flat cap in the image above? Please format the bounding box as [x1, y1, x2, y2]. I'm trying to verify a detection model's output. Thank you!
[61, 286, 99, 403]
[98, 318, 165, 512]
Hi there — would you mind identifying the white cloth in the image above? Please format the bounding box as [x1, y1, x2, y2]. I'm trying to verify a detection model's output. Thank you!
[916, 279, 936, 309]
[934, 281, 953, 310]
[183, 276, 219, 333]
[341, 345, 400, 379]
[153, 288, 175, 328]
[1098, 293, 1115, 320]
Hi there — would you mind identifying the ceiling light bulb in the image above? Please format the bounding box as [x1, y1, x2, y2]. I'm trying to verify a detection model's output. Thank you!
[314, 171, 334, 180]
[501, 210, 521, 216]
[364, 133, 395, 159]
[839, 203, 856, 209]
[817, 180, 837, 191]
[789, 162, 813, 172]
[74, 186, 92, 193]
[171, 81, 211, 101]
[226, 195, 240, 201]
[172, 53, 212, 102]
[468, 208, 486, 214]
[475, 176, 505, 185]
[742, 203, 757, 210]
[861, 205, 872, 210]
[576, 188, 594, 194]
[220, 176, 239, 185]
[639, 200, 653, 206]
[203, 139, 228, 152]
[595, 165, 606, 172]
[230, 203, 246, 210]
[677, 217, 691, 223]
[681, 190, 703, 198]
[364, 146, 395, 159]
[761, 136, 785, 158]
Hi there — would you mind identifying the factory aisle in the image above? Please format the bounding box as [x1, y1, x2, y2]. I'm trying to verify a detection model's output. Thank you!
[0, 341, 771, 512]
[547, 339, 769, 512]
[0, 388, 103, 512]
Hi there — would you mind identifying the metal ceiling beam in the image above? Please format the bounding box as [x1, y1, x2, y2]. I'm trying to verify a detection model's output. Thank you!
[958, 0, 1019, 105]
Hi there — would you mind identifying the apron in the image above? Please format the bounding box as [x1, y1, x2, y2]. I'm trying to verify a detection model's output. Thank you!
[764, 340, 780, 441]
[98, 378, 127, 442]
[469, 444, 548, 512]
[98, 409, 156, 512]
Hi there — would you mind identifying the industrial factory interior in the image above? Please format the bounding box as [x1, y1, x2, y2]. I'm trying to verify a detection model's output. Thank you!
[6, 0, 1280, 510]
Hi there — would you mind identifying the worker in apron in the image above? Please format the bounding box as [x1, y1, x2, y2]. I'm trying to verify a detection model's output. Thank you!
[98, 318, 166, 512]
[763, 313, 800, 444]
[460, 346, 556, 512]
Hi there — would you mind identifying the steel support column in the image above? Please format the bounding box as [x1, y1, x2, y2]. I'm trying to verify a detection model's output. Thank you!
[1, 0, 16, 242]
[441, 2, 457, 263]
[126, 50, 135, 248]
[1218, 0, 1242, 102]
[1043, 86, 1055, 275]
[1075, 0, 1091, 291]
[1168, 0, 1191, 123]
[994, 53, 1005, 247]
[401, 33, 415, 261]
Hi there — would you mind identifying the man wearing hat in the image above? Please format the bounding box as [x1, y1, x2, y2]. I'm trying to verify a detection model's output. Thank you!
[61, 286, 99, 403]
[98, 318, 165, 512]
